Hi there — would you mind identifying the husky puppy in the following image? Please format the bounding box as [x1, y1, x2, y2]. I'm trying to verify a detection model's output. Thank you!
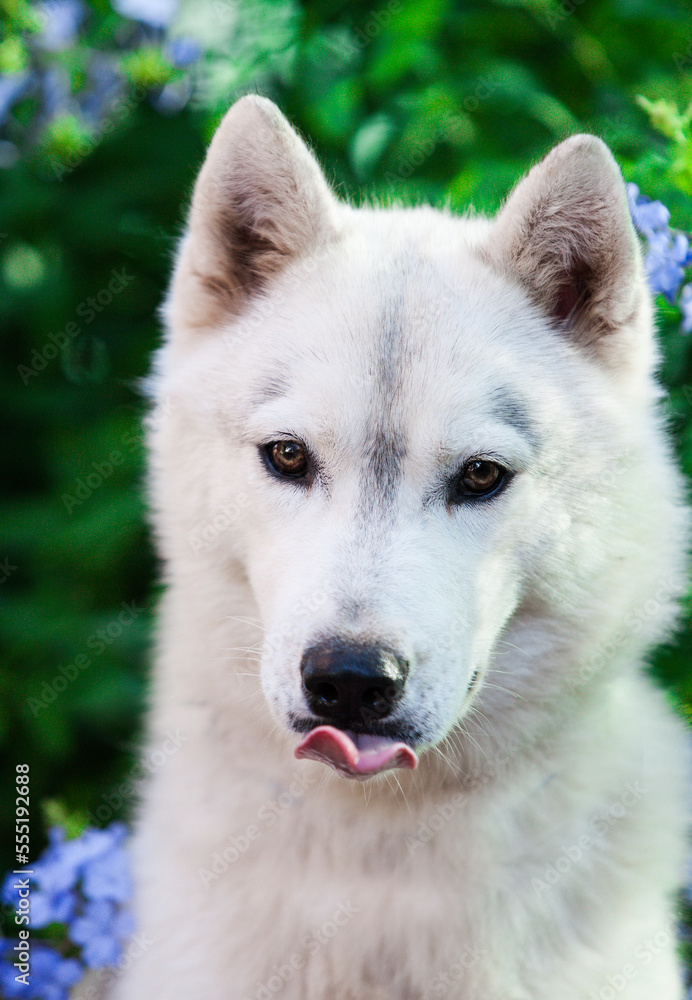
[112, 96, 689, 1000]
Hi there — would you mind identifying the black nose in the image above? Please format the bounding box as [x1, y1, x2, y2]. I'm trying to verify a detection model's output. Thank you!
[301, 642, 408, 728]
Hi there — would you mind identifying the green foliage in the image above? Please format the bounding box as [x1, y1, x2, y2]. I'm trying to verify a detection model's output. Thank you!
[1, 0, 691, 884]
[636, 94, 692, 195]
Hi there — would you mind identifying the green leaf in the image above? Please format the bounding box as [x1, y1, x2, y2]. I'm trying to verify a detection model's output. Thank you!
[349, 113, 398, 178]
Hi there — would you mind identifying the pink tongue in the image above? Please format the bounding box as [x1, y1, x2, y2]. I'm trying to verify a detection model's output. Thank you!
[295, 725, 418, 780]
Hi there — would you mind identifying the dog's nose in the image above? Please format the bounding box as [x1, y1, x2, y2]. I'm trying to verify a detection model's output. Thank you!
[301, 642, 408, 727]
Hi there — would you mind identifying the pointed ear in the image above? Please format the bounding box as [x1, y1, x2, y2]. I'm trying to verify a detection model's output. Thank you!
[168, 95, 340, 333]
[483, 135, 646, 362]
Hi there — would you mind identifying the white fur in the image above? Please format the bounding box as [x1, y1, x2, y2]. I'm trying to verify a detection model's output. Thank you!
[109, 97, 690, 1000]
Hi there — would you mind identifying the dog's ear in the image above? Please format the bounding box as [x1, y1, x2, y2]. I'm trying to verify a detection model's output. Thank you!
[169, 95, 339, 332]
[484, 135, 646, 365]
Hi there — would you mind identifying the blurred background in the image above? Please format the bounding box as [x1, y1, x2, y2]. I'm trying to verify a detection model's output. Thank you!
[1, 0, 691, 902]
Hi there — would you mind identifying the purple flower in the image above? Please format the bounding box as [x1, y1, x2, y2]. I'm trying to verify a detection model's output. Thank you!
[0, 941, 82, 1000]
[41, 65, 71, 119]
[681, 284, 692, 335]
[0, 72, 33, 124]
[633, 199, 670, 238]
[152, 77, 192, 116]
[0, 943, 25, 999]
[36, 0, 85, 52]
[0, 871, 76, 929]
[29, 887, 78, 928]
[628, 183, 692, 324]
[626, 182, 639, 213]
[31, 947, 82, 998]
[2, 824, 127, 913]
[0, 0, 196, 153]
[645, 231, 689, 303]
[1, 822, 134, 978]
[1, 871, 22, 907]
[166, 37, 201, 68]
[626, 183, 670, 237]
[80, 59, 124, 125]
[69, 899, 135, 968]
[82, 838, 132, 903]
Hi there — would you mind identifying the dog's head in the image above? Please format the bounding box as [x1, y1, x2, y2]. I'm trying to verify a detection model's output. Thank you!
[152, 96, 685, 780]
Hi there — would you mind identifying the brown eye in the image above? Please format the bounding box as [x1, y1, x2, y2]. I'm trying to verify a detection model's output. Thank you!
[450, 459, 509, 502]
[265, 440, 309, 479]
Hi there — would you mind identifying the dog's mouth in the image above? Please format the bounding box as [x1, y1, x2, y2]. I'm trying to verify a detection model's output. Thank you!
[294, 725, 418, 780]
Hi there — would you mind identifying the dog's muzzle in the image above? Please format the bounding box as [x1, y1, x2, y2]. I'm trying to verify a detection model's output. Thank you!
[301, 641, 408, 727]
[295, 642, 418, 779]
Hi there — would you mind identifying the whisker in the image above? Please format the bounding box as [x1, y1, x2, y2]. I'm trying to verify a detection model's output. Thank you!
[466, 705, 495, 736]
[222, 616, 266, 632]
[237, 688, 264, 705]
[430, 741, 458, 774]
[481, 681, 525, 701]
[260, 721, 281, 749]
[390, 771, 412, 815]
[494, 640, 528, 655]
[455, 723, 487, 761]
[219, 643, 262, 655]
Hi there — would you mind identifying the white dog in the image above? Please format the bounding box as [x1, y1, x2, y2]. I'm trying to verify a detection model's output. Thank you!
[111, 96, 690, 1000]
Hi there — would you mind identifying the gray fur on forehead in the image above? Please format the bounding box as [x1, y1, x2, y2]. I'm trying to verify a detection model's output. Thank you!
[250, 375, 291, 406]
[490, 390, 541, 450]
[360, 428, 407, 510]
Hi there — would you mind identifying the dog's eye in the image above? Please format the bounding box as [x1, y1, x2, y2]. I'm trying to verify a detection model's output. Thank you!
[450, 460, 510, 502]
[265, 440, 309, 479]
